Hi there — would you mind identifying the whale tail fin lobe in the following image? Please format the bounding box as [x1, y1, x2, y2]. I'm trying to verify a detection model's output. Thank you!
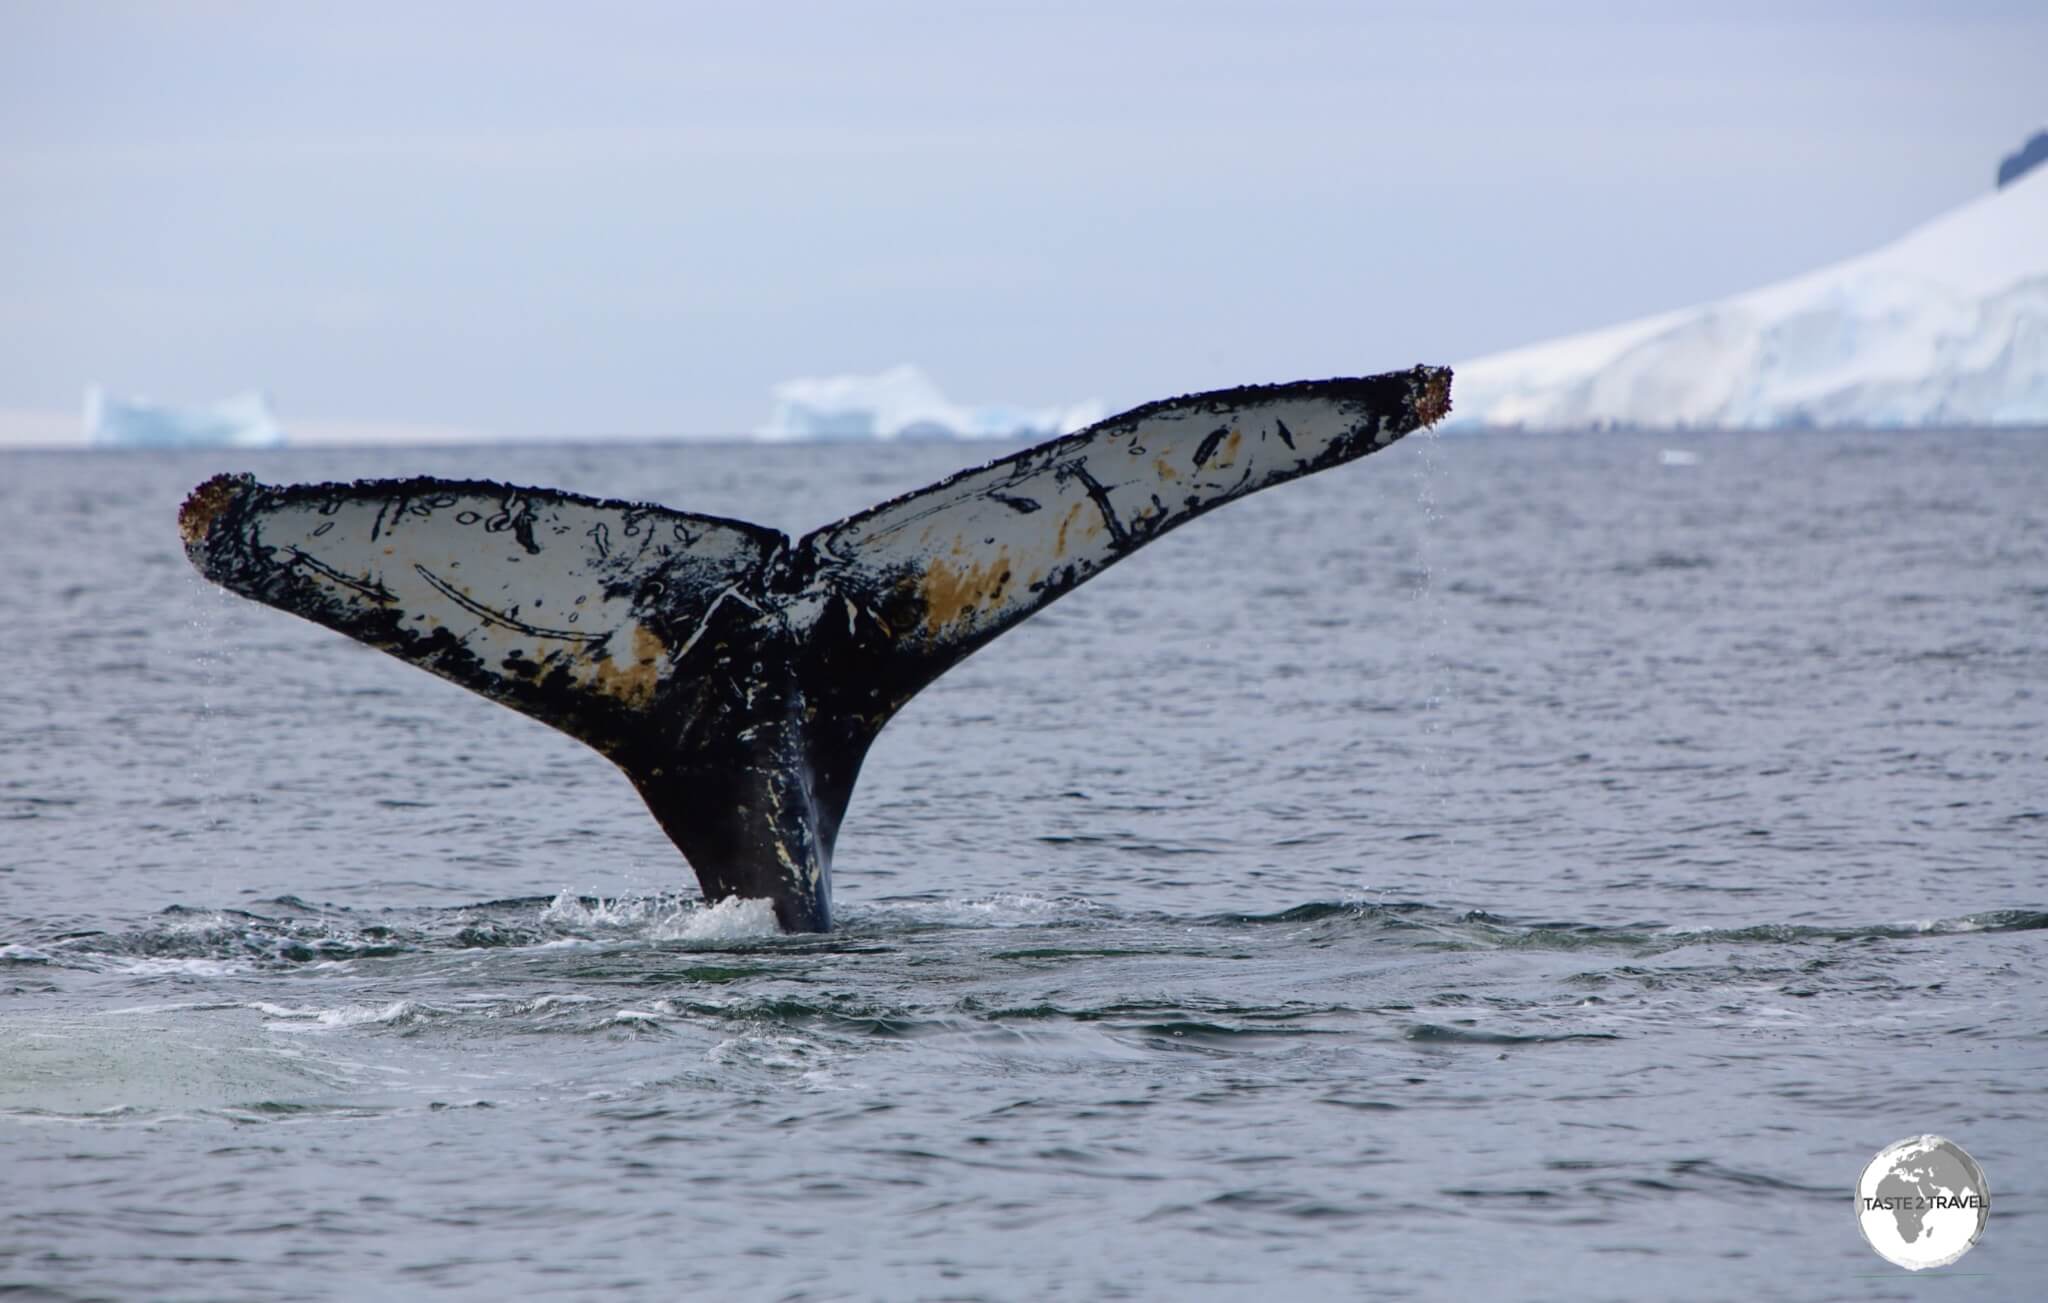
[178, 473, 786, 757]
[799, 365, 1451, 698]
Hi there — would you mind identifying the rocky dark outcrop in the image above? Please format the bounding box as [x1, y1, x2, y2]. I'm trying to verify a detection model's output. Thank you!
[1997, 131, 2048, 188]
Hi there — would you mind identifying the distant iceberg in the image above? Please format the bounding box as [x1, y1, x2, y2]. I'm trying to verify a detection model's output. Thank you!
[85, 387, 286, 448]
[1450, 166, 2048, 429]
[758, 364, 1105, 441]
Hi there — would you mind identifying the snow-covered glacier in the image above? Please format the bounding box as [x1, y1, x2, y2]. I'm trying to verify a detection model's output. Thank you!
[1451, 167, 2048, 428]
[758, 364, 1105, 441]
[85, 387, 286, 448]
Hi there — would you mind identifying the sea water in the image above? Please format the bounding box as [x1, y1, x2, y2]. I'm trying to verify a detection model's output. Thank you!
[2, 429, 2043, 1300]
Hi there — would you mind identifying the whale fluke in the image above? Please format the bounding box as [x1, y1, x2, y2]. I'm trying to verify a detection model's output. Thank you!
[181, 365, 1451, 931]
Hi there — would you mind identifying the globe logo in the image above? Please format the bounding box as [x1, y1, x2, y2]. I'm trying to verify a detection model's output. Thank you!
[1856, 1136, 1990, 1270]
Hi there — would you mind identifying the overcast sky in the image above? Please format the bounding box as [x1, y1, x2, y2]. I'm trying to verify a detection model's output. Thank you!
[2, 0, 2042, 439]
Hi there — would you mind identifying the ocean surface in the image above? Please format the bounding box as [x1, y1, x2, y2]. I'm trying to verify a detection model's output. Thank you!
[2, 427, 2043, 1301]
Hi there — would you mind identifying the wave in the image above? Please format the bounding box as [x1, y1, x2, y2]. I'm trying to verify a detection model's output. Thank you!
[1211, 900, 2048, 953]
[10, 893, 2043, 975]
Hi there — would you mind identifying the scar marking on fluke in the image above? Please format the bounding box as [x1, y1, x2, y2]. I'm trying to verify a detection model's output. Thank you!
[287, 548, 397, 605]
[413, 565, 606, 642]
[1058, 462, 1128, 547]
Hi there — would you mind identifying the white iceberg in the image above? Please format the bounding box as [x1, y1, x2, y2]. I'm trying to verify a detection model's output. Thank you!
[1451, 166, 2048, 429]
[85, 387, 286, 448]
[758, 364, 1105, 441]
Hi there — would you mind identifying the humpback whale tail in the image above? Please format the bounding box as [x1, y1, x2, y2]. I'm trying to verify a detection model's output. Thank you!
[181, 366, 1451, 931]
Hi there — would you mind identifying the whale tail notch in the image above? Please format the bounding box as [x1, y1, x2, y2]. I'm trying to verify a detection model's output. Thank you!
[181, 365, 1450, 931]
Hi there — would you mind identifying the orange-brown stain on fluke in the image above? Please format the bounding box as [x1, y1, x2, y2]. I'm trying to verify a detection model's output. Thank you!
[1054, 501, 1085, 558]
[589, 624, 666, 708]
[1214, 428, 1243, 467]
[1154, 456, 1181, 482]
[919, 548, 1012, 635]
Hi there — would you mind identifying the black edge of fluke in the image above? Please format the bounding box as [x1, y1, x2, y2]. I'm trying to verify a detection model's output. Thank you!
[180, 365, 1453, 933]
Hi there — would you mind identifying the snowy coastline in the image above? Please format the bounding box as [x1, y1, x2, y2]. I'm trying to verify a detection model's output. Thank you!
[1449, 168, 2048, 430]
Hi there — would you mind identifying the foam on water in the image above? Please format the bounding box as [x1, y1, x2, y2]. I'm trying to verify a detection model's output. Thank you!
[253, 999, 421, 1029]
[651, 895, 782, 942]
[853, 892, 1110, 929]
[538, 889, 782, 942]
[117, 955, 256, 977]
